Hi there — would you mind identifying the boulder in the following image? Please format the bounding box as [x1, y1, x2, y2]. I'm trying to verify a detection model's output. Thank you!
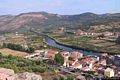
[0, 68, 15, 76]
[75, 75, 86, 80]
[0, 68, 15, 80]
[0, 68, 42, 80]
[15, 72, 42, 80]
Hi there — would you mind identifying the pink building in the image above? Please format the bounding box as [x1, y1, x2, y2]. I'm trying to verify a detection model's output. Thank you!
[70, 51, 83, 59]
[103, 31, 114, 36]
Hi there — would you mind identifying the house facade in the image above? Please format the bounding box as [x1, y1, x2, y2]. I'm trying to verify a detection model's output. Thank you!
[104, 68, 115, 77]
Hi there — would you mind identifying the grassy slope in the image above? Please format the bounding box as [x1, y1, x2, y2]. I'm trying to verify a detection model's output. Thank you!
[0, 48, 28, 57]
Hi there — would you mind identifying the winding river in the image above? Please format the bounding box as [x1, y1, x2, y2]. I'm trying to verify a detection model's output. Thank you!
[44, 35, 101, 55]
[44, 35, 120, 68]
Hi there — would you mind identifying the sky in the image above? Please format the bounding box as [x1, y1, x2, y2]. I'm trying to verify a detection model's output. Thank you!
[0, 0, 120, 15]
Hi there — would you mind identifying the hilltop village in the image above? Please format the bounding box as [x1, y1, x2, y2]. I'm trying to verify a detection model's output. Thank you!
[26, 49, 120, 79]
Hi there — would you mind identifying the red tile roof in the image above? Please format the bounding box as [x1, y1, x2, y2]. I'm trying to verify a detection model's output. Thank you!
[64, 57, 67, 61]
[72, 57, 77, 61]
[47, 50, 57, 54]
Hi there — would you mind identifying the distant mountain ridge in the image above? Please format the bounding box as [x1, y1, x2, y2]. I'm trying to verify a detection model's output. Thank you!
[0, 12, 120, 32]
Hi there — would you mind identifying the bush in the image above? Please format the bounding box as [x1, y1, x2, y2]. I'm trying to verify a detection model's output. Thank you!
[67, 75, 74, 80]
[55, 53, 64, 65]
[2, 43, 34, 53]
[31, 66, 45, 73]
[0, 53, 50, 73]
[60, 76, 65, 80]
[116, 37, 120, 44]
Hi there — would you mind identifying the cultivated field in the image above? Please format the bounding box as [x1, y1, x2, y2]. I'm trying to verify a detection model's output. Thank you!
[0, 48, 28, 57]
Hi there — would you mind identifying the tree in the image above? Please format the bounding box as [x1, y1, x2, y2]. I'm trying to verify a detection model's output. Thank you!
[0, 52, 2, 58]
[2, 43, 35, 53]
[60, 76, 65, 80]
[26, 47, 35, 53]
[55, 53, 64, 65]
[98, 34, 104, 38]
[116, 36, 120, 44]
[68, 57, 72, 61]
[67, 75, 74, 80]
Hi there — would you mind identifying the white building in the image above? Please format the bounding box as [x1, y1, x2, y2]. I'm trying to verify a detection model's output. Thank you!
[63, 56, 69, 67]
[104, 68, 114, 77]
[72, 63, 82, 69]
[89, 63, 93, 69]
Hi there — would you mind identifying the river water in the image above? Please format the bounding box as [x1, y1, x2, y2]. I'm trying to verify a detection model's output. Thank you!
[44, 35, 120, 68]
[44, 36, 100, 55]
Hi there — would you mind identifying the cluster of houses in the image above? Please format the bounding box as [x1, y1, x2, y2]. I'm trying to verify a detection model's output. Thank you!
[75, 30, 120, 42]
[97, 31, 120, 41]
[75, 29, 100, 36]
[62, 52, 119, 78]
[75, 29, 120, 38]
[26, 49, 120, 78]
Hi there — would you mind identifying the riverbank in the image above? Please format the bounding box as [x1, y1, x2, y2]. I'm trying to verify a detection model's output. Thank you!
[46, 35, 120, 55]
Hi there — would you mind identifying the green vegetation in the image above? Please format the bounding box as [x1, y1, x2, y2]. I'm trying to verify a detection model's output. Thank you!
[30, 36, 43, 41]
[66, 75, 75, 80]
[55, 53, 64, 65]
[26, 35, 44, 50]
[116, 36, 120, 44]
[28, 35, 61, 51]
[68, 57, 72, 61]
[0, 53, 55, 73]
[49, 33, 120, 54]
[2, 43, 34, 53]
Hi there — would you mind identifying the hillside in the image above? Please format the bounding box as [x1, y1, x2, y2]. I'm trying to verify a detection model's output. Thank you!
[0, 12, 120, 33]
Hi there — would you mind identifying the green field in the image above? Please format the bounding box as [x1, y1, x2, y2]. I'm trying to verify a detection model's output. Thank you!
[49, 33, 120, 54]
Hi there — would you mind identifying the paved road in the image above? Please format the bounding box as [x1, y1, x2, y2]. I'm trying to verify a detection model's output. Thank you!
[58, 67, 97, 80]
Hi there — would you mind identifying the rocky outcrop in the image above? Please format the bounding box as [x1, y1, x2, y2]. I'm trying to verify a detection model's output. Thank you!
[0, 68, 42, 80]
[0, 68, 15, 76]
[0, 68, 15, 80]
[15, 72, 42, 80]
[75, 75, 86, 80]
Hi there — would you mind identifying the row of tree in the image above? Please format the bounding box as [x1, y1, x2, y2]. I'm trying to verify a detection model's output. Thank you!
[2, 43, 34, 53]
[116, 36, 120, 44]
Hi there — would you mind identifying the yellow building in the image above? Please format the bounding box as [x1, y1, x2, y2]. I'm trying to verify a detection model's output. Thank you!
[104, 68, 114, 77]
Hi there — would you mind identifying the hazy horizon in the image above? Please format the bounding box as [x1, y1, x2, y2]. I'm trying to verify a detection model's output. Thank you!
[0, 0, 120, 15]
[1, 11, 120, 16]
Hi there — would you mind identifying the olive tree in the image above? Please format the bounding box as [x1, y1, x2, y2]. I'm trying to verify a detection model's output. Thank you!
[116, 36, 120, 44]
[55, 53, 64, 65]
